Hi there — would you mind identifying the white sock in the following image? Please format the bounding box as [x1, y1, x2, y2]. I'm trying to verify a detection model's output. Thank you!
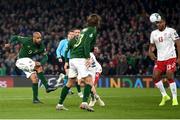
[94, 94, 99, 99]
[155, 80, 167, 97]
[82, 102, 88, 105]
[170, 82, 177, 99]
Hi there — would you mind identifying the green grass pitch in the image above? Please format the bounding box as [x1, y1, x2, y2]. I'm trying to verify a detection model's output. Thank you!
[0, 88, 180, 119]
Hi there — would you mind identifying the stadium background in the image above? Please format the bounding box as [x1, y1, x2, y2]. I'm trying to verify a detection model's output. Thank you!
[0, 0, 180, 119]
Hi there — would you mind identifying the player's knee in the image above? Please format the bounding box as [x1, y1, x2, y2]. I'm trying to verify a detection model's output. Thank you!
[152, 75, 161, 84]
[84, 76, 93, 86]
[66, 79, 74, 87]
[30, 73, 38, 83]
[166, 71, 174, 79]
[166, 72, 175, 83]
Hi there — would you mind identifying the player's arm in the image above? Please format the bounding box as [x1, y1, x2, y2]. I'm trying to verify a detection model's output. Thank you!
[56, 40, 64, 62]
[5, 35, 27, 48]
[64, 41, 71, 63]
[148, 43, 157, 61]
[64, 42, 71, 73]
[10, 35, 28, 44]
[148, 32, 157, 61]
[175, 40, 180, 64]
[84, 36, 91, 59]
[172, 29, 180, 64]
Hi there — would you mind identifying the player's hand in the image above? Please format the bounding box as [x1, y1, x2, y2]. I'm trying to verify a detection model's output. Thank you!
[5, 44, 11, 48]
[177, 58, 180, 65]
[148, 52, 157, 61]
[64, 62, 69, 73]
[58, 58, 63, 62]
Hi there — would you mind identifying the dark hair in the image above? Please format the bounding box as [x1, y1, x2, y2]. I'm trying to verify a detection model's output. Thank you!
[67, 30, 74, 34]
[71, 28, 81, 31]
[87, 14, 101, 27]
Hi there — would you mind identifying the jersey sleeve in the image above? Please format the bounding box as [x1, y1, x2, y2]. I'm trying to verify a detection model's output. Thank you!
[10, 35, 29, 44]
[90, 32, 97, 52]
[150, 32, 154, 44]
[84, 30, 96, 58]
[56, 40, 64, 58]
[84, 35, 91, 58]
[64, 40, 73, 62]
[170, 29, 180, 41]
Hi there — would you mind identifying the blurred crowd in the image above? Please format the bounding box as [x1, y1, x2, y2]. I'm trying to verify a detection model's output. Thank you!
[0, 0, 180, 76]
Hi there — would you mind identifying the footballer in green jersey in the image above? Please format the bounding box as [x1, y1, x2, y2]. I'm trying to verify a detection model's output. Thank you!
[5, 32, 57, 103]
[56, 14, 101, 112]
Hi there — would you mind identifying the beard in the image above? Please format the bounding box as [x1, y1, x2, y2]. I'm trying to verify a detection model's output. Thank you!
[35, 42, 41, 48]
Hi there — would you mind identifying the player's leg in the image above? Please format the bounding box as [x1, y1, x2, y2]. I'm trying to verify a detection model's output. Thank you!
[89, 72, 104, 107]
[80, 75, 94, 112]
[89, 85, 105, 107]
[166, 59, 178, 106]
[56, 78, 76, 111]
[153, 61, 170, 106]
[35, 65, 57, 93]
[56, 63, 77, 111]
[16, 58, 41, 103]
[30, 73, 42, 103]
[75, 80, 83, 98]
[153, 71, 170, 106]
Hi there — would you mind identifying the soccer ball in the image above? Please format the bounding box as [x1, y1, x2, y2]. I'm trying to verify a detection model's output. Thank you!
[149, 13, 161, 23]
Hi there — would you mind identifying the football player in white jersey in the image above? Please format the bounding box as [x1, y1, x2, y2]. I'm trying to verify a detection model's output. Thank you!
[87, 47, 105, 107]
[148, 13, 180, 106]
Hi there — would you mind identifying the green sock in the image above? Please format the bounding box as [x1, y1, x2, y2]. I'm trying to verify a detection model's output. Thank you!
[90, 91, 95, 100]
[32, 83, 38, 100]
[76, 82, 81, 93]
[59, 86, 70, 104]
[83, 84, 92, 102]
[37, 72, 48, 89]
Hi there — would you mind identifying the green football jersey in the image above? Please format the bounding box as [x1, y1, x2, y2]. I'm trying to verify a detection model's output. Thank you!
[10, 35, 48, 65]
[64, 26, 97, 62]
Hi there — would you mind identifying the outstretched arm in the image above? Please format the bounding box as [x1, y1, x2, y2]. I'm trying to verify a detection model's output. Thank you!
[5, 35, 27, 48]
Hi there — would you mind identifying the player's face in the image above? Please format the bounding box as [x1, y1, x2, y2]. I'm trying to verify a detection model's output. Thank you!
[34, 35, 42, 44]
[156, 20, 166, 31]
[94, 47, 99, 54]
[67, 32, 75, 40]
[33, 32, 42, 45]
[74, 29, 80, 37]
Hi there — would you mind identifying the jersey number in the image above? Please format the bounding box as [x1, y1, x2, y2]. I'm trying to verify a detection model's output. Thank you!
[74, 34, 84, 48]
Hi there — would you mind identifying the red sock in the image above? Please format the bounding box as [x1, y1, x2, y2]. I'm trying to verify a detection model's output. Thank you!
[167, 79, 174, 84]
[94, 72, 100, 86]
